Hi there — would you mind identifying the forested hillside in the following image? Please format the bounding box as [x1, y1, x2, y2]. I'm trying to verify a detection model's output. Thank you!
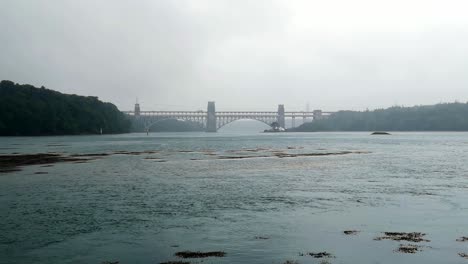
[293, 103, 468, 132]
[0, 80, 131, 136]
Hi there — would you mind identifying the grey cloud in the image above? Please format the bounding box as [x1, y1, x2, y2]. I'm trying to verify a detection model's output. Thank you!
[1, 0, 468, 112]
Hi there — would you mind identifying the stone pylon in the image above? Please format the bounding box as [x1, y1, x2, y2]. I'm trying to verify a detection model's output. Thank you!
[277, 104, 285, 128]
[206, 101, 217, 132]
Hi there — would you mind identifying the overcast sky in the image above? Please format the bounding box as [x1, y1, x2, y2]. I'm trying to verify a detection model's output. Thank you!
[1, 0, 468, 111]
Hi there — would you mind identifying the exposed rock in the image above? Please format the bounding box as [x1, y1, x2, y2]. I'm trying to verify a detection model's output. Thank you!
[395, 244, 423, 254]
[374, 232, 430, 242]
[371, 131, 391, 135]
[343, 230, 359, 235]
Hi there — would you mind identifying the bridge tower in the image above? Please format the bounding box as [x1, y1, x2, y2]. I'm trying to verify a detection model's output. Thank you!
[134, 101, 141, 117]
[206, 101, 217, 132]
[277, 104, 285, 128]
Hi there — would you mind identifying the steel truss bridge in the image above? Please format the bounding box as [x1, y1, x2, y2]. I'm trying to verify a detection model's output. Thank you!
[124, 102, 335, 132]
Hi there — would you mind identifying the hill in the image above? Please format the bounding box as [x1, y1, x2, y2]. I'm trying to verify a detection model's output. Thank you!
[0, 80, 131, 136]
[292, 103, 468, 132]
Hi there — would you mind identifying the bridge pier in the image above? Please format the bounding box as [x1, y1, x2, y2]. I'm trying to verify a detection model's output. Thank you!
[206, 101, 217, 132]
[277, 104, 285, 129]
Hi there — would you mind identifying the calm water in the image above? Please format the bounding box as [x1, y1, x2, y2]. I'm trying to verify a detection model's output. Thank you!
[1, 131, 468, 264]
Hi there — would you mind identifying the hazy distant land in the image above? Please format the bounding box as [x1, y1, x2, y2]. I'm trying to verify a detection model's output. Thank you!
[3, 80, 468, 136]
[292, 103, 468, 132]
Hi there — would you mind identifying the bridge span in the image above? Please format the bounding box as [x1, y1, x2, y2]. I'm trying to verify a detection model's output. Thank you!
[123, 102, 335, 132]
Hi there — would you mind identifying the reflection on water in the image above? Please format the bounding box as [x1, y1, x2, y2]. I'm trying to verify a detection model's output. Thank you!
[1, 132, 468, 264]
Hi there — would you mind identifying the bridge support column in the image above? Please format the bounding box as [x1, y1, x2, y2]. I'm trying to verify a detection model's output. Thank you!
[277, 104, 285, 128]
[134, 102, 141, 117]
[206, 101, 217, 132]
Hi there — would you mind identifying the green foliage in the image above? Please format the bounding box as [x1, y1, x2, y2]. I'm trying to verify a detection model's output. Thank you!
[0, 80, 131, 136]
[294, 103, 468, 132]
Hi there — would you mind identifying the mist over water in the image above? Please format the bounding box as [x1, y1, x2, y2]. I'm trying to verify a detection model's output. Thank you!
[1, 131, 467, 264]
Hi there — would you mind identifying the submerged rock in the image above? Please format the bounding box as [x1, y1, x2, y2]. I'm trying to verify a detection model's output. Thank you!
[300, 252, 334, 258]
[175, 251, 226, 258]
[283, 260, 299, 264]
[0, 153, 90, 173]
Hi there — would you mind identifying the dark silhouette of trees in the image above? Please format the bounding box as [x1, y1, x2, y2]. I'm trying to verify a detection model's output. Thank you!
[0, 80, 131, 136]
[293, 103, 468, 132]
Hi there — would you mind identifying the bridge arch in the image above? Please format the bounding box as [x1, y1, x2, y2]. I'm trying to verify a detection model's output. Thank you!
[216, 117, 277, 130]
[140, 117, 206, 131]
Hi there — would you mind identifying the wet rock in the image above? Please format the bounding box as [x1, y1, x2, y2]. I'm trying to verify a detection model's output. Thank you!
[283, 260, 299, 264]
[217, 151, 370, 160]
[459, 253, 468, 259]
[70, 153, 110, 157]
[456, 236, 468, 242]
[273, 151, 370, 158]
[254, 236, 270, 240]
[371, 131, 391, 135]
[395, 244, 422, 254]
[374, 232, 430, 242]
[0, 153, 90, 173]
[300, 252, 334, 258]
[144, 157, 161, 160]
[217, 155, 268, 160]
[343, 230, 359, 235]
[113, 150, 158, 155]
[175, 251, 226, 258]
[160, 261, 190, 264]
[34, 171, 48, 174]
[101, 261, 119, 264]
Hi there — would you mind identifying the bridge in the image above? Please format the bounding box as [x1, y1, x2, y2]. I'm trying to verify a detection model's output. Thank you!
[124, 102, 335, 132]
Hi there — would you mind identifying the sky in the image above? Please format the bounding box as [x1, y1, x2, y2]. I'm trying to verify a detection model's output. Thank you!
[1, 0, 468, 112]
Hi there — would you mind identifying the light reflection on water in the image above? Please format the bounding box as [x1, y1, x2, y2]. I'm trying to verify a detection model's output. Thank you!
[1, 132, 468, 264]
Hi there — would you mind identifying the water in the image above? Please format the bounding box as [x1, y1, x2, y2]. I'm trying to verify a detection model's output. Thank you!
[1, 131, 468, 264]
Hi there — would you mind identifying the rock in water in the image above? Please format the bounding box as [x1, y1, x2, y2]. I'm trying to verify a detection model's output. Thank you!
[371, 131, 391, 135]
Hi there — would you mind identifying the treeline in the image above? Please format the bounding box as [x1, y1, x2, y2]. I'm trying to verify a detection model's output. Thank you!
[0, 80, 131, 136]
[293, 103, 468, 132]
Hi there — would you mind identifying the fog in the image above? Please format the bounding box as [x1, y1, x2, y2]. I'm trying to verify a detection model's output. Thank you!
[1, 0, 468, 111]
